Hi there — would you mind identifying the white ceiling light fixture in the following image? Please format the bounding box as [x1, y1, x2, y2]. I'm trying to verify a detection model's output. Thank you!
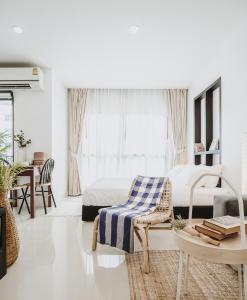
[12, 25, 23, 34]
[128, 25, 139, 34]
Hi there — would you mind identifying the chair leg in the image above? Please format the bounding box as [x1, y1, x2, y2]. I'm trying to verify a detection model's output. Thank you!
[41, 186, 47, 214]
[136, 223, 150, 273]
[18, 187, 30, 214]
[18, 200, 24, 214]
[18, 189, 25, 214]
[92, 215, 99, 251]
[145, 226, 150, 269]
[49, 186, 56, 207]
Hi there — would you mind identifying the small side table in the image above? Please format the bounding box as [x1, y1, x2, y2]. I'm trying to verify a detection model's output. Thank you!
[0, 207, 6, 279]
[175, 173, 247, 300]
[174, 223, 247, 299]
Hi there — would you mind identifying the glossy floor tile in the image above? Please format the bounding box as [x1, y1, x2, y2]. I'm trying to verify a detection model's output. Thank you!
[0, 200, 178, 300]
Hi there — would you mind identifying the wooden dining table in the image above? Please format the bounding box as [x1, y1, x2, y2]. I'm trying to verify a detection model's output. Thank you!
[15, 165, 52, 218]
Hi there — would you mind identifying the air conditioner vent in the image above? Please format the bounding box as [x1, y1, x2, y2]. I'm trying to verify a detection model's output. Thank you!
[0, 83, 31, 89]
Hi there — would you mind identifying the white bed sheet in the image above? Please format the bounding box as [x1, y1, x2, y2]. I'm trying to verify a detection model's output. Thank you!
[82, 178, 230, 207]
[82, 178, 133, 206]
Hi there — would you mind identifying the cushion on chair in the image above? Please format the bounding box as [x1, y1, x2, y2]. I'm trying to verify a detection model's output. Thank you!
[10, 184, 29, 191]
[134, 211, 170, 225]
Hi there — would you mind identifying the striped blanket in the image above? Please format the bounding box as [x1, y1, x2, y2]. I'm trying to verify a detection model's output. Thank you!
[98, 176, 167, 253]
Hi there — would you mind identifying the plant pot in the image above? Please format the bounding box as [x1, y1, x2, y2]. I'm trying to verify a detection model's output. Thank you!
[0, 191, 20, 266]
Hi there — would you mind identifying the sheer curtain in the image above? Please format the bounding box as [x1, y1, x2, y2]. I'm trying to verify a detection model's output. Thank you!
[80, 89, 167, 188]
[165, 89, 187, 169]
[68, 88, 88, 196]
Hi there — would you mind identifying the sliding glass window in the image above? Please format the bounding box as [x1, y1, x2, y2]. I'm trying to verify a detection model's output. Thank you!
[0, 91, 14, 162]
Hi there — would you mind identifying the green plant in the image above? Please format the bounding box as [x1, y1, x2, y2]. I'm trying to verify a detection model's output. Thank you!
[14, 130, 31, 148]
[0, 130, 11, 156]
[171, 215, 187, 230]
[0, 162, 24, 192]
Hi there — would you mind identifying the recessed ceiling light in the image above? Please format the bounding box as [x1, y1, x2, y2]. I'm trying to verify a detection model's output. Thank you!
[128, 25, 139, 34]
[12, 25, 23, 34]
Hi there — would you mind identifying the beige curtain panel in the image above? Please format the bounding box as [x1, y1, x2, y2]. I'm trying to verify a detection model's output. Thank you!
[165, 89, 188, 169]
[68, 88, 88, 196]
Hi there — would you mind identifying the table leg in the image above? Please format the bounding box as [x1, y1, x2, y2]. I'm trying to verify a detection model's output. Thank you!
[176, 251, 184, 300]
[239, 265, 243, 300]
[30, 171, 35, 218]
[13, 190, 18, 207]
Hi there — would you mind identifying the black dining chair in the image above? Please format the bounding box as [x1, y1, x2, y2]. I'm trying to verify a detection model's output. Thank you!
[0, 158, 30, 214]
[33, 158, 56, 214]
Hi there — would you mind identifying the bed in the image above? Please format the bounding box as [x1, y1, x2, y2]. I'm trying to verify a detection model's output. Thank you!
[82, 165, 230, 221]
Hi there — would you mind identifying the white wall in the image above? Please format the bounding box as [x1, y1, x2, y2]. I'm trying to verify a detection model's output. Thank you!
[52, 75, 68, 200]
[14, 68, 53, 160]
[188, 19, 247, 191]
[14, 68, 68, 202]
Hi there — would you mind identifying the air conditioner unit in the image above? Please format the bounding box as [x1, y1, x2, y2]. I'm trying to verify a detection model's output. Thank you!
[0, 67, 44, 91]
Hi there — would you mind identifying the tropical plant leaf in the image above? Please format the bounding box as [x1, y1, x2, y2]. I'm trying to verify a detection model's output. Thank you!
[0, 130, 11, 155]
[0, 159, 24, 192]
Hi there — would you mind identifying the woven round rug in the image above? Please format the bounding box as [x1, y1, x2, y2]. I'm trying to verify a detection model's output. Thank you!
[126, 250, 239, 300]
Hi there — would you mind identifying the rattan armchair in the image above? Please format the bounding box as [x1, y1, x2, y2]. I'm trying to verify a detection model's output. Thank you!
[92, 179, 173, 273]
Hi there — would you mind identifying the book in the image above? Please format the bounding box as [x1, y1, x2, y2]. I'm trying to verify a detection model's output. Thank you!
[203, 215, 247, 235]
[194, 224, 237, 241]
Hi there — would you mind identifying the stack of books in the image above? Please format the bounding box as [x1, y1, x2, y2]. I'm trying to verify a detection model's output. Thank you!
[194, 215, 247, 241]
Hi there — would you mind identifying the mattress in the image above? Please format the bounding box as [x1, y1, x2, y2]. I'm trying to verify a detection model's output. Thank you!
[82, 178, 230, 207]
[82, 178, 133, 206]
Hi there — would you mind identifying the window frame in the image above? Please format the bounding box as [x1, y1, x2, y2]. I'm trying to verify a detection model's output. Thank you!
[0, 91, 14, 162]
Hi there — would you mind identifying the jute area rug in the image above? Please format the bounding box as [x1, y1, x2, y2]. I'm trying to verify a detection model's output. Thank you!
[126, 250, 239, 300]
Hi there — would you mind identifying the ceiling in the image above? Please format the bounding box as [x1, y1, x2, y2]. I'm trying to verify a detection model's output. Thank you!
[0, 0, 246, 88]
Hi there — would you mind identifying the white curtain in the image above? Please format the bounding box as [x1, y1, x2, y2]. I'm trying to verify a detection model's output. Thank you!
[68, 88, 88, 196]
[165, 89, 187, 169]
[80, 89, 167, 188]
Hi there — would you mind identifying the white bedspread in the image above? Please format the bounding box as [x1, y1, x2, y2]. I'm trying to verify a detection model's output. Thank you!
[82, 178, 230, 207]
[83, 178, 133, 206]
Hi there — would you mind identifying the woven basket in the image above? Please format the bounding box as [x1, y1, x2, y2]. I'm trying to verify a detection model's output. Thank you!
[0, 191, 20, 266]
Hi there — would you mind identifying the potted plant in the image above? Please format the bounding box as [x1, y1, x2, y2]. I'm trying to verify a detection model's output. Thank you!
[0, 131, 23, 266]
[14, 130, 31, 163]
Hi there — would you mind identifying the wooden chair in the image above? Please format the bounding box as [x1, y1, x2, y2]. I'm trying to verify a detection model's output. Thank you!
[1, 159, 30, 214]
[32, 158, 56, 214]
[92, 179, 173, 273]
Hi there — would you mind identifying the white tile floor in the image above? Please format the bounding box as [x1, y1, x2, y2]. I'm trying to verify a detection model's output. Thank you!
[0, 200, 178, 300]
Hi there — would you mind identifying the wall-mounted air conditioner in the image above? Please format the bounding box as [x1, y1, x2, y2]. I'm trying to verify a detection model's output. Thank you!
[0, 67, 44, 91]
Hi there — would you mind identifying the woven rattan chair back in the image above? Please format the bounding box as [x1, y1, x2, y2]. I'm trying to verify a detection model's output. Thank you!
[39, 158, 54, 185]
[128, 178, 172, 213]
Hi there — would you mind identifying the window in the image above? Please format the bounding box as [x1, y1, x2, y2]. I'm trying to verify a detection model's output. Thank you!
[0, 92, 14, 162]
[80, 89, 167, 188]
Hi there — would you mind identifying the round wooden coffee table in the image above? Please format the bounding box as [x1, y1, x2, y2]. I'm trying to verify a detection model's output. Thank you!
[174, 173, 247, 300]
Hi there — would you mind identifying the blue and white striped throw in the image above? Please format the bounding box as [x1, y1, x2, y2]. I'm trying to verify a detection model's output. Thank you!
[98, 176, 167, 253]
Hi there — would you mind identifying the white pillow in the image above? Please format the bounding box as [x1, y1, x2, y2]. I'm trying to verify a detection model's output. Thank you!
[169, 164, 223, 189]
[167, 165, 186, 181]
[196, 164, 223, 188]
[168, 165, 204, 190]
[178, 165, 204, 186]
